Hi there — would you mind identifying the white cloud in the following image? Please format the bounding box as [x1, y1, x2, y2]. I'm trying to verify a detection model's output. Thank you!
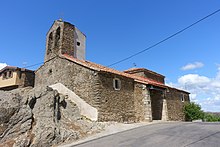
[200, 95, 220, 112]
[178, 74, 210, 85]
[181, 62, 204, 71]
[216, 64, 220, 79]
[176, 65, 220, 112]
[190, 93, 197, 101]
[0, 63, 7, 70]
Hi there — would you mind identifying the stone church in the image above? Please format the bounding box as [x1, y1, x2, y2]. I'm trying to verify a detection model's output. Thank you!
[34, 20, 190, 122]
[0, 19, 190, 122]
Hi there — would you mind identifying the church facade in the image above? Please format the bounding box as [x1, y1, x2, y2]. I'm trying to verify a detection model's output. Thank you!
[35, 20, 190, 122]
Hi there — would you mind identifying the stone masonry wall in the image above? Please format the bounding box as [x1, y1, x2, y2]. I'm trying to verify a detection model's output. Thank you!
[144, 71, 164, 84]
[62, 23, 75, 57]
[22, 71, 35, 87]
[35, 57, 156, 123]
[45, 20, 64, 62]
[98, 72, 136, 123]
[35, 57, 101, 108]
[16, 71, 35, 88]
[133, 83, 145, 122]
[127, 71, 164, 84]
[133, 83, 152, 122]
[166, 88, 190, 121]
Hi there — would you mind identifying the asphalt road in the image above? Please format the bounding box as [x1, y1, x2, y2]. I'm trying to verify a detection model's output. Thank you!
[73, 122, 220, 147]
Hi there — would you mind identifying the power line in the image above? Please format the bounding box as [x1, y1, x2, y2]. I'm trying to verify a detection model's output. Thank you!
[22, 62, 44, 69]
[107, 8, 220, 67]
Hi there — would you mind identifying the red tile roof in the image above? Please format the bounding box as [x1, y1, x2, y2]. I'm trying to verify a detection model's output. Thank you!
[61, 54, 167, 88]
[124, 67, 165, 77]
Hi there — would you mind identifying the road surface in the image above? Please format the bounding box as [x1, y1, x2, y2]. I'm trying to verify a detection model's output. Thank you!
[73, 122, 220, 147]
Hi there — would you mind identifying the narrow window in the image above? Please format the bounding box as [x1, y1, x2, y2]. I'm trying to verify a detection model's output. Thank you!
[55, 27, 60, 47]
[113, 78, 121, 90]
[48, 69, 52, 75]
[18, 71, 22, 79]
[3, 72, 7, 79]
[47, 32, 53, 54]
[181, 94, 184, 102]
[8, 71, 13, 78]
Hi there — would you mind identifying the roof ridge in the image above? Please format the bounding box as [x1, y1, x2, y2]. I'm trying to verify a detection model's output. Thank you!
[0, 66, 34, 73]
[61, 54, 167, 88]
[124, 67, 165, 77]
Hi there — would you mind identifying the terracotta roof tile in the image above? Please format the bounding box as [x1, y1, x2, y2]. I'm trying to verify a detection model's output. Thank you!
[61, 54, 167, 88]
[124, 67, 165, 77]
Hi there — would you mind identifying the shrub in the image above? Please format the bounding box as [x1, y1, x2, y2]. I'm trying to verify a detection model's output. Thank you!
[203, 113, 220, 122]
[184, 102, 204, 121]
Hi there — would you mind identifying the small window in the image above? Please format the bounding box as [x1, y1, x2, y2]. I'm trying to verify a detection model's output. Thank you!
[47, 32, 53, 54]
[48, 69, 52, 75]
[2, 72, 7, 79]
[181, 94, 184, 102]
[2, 71, 13, 79]
[77, 42, 80, 46]
[8, 71, 13, 78]
[113, 78, 121, 90]
[18, 71, 22, 79]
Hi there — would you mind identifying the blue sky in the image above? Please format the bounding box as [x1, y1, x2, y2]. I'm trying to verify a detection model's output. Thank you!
[0, 0, 220, 112]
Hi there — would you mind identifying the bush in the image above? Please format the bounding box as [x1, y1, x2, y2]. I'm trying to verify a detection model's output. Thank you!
[203, 113, 220, 122]
[184, 102, 204, 121]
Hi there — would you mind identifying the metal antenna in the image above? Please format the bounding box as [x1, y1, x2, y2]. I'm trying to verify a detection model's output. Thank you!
[133, 63, 137, 67]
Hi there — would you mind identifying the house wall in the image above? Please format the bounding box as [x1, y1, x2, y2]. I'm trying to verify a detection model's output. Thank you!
[20, 71, 35, 87]
[0, 72, 18, 88]
[166, 88, 190, 121]
[0, 70, 34, 90]
[98, 73, 137, 122]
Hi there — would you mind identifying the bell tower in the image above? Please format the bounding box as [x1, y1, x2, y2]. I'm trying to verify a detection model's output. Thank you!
[44, 20, 86, 62]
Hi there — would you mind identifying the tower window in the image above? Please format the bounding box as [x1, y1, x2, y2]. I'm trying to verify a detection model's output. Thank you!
[47, 32, 53, 55]
[113, 78, 121, 90]
[77, 42, 80, 46]
[55, 27, 61, 47]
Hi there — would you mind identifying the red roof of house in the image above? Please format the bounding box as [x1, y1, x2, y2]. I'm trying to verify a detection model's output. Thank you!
[61, 54, 167, 88]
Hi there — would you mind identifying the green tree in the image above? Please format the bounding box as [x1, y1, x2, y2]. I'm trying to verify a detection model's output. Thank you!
[184, 102, 204, 121]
